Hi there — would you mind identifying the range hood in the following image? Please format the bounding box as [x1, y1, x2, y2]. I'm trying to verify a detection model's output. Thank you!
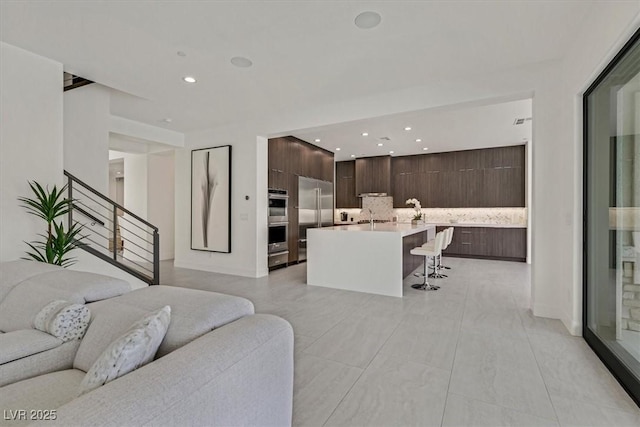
[358, 193, 388, 197]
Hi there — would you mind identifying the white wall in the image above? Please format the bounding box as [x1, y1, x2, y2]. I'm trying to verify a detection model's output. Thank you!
[63, 84, 111, 194]
[0, 42, 63, 261]
[174, 125, 266, 277]
[148, 151, 175, 260]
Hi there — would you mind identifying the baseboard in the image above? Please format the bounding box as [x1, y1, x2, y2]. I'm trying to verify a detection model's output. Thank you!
[532, 303, 560, 320]
[562, 312, 582, 336]
[173, 259, 262, 278]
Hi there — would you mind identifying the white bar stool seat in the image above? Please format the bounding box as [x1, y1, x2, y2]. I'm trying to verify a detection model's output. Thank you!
[410, 231, 445, 291]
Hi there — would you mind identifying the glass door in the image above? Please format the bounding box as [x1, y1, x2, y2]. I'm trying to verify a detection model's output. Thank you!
[584, 27, 640, 404]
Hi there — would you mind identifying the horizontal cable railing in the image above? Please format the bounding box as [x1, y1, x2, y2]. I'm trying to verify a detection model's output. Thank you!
[64, 170, 159, 285]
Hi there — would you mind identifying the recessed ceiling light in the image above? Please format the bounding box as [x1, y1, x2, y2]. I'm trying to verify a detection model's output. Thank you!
[415, 138, 422, 142]
[423, 147, 429, 151]
[362, 132, 369, 136]
[116, 171, 122, 175]
[336, 148, 341, 151]
[314, 138, 321, 142]
[177, 51, 186, 57]
[183, 76, 196, 83]
[404, 127, 412, 131]
[377, 143, 383, 147]
[389, 151, 394, 154]
[162, 118, 172, 123]
[231, 56, 253, 68]
[351, 154, 356, 158]
[354, 11, 382, 29]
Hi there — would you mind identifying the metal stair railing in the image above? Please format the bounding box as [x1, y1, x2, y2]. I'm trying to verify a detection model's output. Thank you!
[64, 170, 159, 285]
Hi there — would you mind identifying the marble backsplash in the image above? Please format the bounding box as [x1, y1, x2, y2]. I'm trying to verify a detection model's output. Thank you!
[336, 202, 527, 226]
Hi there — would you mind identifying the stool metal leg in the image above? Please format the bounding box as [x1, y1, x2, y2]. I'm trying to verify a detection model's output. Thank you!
[412, 256, 439, 291]
[429, 254, 447, 279]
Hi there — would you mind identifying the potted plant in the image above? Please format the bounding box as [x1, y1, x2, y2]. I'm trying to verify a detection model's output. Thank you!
[18, 181, 85, 267]
[406, 198, 423, 224]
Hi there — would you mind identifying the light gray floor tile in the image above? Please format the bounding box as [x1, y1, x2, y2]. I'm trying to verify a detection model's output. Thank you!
[303, 312, 401, 368]
[442, 393, 559, 426]
[449, 330, 556, 420]
[528, 332, 639, 414]
[292, 353, 363, 427]
[379, 315, 460, 371]
[294, 334, 317, 354]
[461, 305, 528, 341]
[324, 354, 450, 427]
[551, 395, 640, 427]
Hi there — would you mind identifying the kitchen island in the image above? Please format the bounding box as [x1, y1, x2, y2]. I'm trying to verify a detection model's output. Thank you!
[307, 223, 436, 297]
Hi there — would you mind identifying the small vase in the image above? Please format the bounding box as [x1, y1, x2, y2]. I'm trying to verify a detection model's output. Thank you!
[411, 219, 419, 225]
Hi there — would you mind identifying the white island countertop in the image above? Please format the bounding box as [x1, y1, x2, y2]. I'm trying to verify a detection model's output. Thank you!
[321, 222, 434, 236]
[307, 223, 436, 297]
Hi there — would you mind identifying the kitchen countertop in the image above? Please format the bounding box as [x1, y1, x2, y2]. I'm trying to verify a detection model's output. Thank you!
[332, 221, 527, 229]
[321, 222, 435, 237]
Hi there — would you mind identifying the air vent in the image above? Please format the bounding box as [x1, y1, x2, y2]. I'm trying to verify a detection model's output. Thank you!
[378, 136, 391, 141]
[513, 117, 532, 125]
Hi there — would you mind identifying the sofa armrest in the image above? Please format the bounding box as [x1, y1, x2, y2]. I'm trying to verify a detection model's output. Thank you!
[41, 314, 294, 427]
[0, 330, 61, 365]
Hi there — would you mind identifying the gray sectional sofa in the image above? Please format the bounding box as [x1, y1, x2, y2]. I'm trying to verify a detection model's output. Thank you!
[0, 260, 131, 387]
[0, 261, 294, 426]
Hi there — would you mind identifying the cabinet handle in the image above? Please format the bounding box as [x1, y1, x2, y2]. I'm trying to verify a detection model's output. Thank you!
[461, 242, 472, 245]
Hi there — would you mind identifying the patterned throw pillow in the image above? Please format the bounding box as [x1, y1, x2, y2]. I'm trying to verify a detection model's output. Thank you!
[33, 300, 91, 342]
[77, 305, 171, 396]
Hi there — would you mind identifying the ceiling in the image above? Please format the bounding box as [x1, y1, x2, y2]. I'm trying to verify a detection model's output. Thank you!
[293, 98, 532, 161]
[0, 1, 593, 138]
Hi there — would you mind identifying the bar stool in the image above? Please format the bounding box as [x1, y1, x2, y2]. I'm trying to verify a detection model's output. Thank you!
[410, 231, 445, 291]
[440, 227, 454, 270]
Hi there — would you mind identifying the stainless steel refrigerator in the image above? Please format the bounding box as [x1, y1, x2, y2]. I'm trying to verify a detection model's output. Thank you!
[298, 177, 333, 261]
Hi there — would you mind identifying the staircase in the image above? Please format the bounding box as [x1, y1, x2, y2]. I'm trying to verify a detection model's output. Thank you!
[64, 170, 159, 285]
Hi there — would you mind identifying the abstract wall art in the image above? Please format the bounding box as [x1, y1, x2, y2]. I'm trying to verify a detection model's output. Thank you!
[191, 145, 231, 253]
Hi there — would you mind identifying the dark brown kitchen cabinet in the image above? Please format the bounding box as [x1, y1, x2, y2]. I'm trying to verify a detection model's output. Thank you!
[287, 174, 299, 263]
[355, 156, 391, 195]
[454, 150, 481, 171]
[438, 226, 526, 262]
[268, 168, 288, 191]
[268, 136, 334, 267]
[482, 145, 524, 169]
[482, 167, 524, 207]
[336, 161, 359, 208]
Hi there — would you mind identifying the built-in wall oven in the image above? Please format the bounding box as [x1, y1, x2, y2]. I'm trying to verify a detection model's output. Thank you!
[268, 189, 289, 269]
[268, 189, 288, 223]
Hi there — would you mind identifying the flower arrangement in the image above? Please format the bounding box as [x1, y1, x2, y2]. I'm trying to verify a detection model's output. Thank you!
[406, 198, 423, 220]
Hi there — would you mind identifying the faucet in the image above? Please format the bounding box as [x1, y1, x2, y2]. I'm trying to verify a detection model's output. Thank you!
[360, 208, 374, 228]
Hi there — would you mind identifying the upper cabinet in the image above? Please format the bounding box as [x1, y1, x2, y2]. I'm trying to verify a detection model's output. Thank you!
[390, 145, 525, 208]
[355, 156, 391, 195]
[335, 161, 359, 208]
[268, 137, 334, 186]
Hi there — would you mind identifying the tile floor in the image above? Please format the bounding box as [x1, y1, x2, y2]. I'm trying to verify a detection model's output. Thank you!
[161, 257, 640, 427]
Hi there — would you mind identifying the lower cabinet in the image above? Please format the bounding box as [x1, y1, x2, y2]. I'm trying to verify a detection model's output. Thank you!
[437, 226, 526, 262]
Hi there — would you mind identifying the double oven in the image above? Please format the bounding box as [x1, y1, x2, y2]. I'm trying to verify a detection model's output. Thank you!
[268, 189, 289, 268]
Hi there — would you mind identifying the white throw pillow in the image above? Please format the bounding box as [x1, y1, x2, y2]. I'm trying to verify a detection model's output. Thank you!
[77, 305, 171, 396]
[33, 300, 91, 342]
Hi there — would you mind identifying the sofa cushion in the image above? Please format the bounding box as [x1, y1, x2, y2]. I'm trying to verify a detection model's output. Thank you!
[78, 306, 171, 396]
[0, 369, 84, 426]
[33, 300, 91, 342]
[74, 285, 254, 372]
[0, 270, 129, 333]
[0, 260, 62, 303]
[0, 340, 81, 388]
[0, 329, 62, 365]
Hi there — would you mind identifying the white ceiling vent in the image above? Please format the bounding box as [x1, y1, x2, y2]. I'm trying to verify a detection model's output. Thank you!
[513, 117, 532, 125]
